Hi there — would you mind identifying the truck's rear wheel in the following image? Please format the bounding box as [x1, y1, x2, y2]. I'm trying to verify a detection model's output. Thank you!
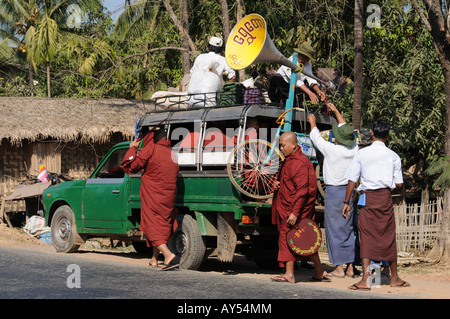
[51, 205, 80, 253]
[169, 214, 206, 270]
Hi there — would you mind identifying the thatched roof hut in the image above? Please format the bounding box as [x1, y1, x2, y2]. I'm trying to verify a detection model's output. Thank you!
[0, 97, 147, 145]
[0, 97, 149, 216]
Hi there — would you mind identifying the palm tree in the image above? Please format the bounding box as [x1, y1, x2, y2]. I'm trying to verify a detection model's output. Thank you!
[114, 0, 160, 40]
[0, 0, 41, 94]
[115, 0, 196, 76]
[26, 12, 58, 97]
[0, 38, 14, 63]
[62, 32, 115, 97]
[0, 0, 104, 97]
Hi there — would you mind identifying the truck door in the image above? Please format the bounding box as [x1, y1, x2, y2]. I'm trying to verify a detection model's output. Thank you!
[82, 147, 129, 232]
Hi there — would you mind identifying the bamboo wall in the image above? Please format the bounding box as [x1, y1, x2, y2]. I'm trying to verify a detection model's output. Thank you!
[394, 198, 443, 254]
[0, 141, 27, 212]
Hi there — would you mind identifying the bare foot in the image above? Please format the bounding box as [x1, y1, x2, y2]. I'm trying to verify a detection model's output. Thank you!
[159, 253, 179, 271]
[149, 259, 158, 267]
[329, 270, 345, 278]
[163, 252, 176, 267]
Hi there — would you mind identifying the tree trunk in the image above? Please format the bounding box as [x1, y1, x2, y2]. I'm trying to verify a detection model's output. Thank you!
[292, 2, 298, 47]
[438, 65, 450, 263]
[236, 0, 245, 82]
[162, 0, 196, 52]
[47, 62, 51, 98]
[28, 63, 34, 96]
[180, 0, 191, 74]
[352, 0, 363, 130]
[409, 0, 450, 263]
[220, 0, 230, 42]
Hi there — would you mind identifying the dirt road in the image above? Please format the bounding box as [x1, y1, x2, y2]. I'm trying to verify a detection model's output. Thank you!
[1, 223, 449, 299]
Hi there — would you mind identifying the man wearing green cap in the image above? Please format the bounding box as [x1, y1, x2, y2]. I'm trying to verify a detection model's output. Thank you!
[269, 42, 326, 105]
[308, 103, 358, 278]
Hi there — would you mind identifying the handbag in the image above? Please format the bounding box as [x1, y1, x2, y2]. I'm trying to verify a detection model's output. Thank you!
[286, 218, 322, 256]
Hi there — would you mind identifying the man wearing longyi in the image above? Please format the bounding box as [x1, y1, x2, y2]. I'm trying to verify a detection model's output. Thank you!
[270, 131, 330, 283]
[342, 120, 410, 290]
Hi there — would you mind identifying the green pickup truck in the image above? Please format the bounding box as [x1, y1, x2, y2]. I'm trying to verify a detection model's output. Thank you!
[43, 103, 336, 270]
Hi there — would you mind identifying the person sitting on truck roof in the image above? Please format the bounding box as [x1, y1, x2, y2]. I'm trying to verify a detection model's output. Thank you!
[188, 37, 236, 107]
[268, 42, 326, 106]
[190, 36, 236, 84]
[121, 127, 180, 270]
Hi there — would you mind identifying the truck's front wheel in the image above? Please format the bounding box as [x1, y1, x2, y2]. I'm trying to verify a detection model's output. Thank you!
[169, 214, 206, 270]
[51, 205, 80, 253]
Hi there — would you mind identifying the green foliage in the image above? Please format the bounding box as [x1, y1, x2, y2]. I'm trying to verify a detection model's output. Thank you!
[360, 1, 445, 172]
[425, 156, 450, 195]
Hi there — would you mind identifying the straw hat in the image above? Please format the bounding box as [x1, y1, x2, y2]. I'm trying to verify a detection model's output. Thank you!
[294, 43, 315, 60]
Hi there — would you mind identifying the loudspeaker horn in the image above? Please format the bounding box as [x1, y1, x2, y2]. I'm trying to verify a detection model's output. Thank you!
[225, 13, 335, 89]
[225, 13, 297, 71]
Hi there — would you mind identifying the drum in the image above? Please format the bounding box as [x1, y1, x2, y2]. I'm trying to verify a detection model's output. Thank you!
[286, 218, 322, 256]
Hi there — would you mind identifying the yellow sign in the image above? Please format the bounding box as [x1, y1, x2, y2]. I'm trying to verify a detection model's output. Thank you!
[225, 14, 267, 70]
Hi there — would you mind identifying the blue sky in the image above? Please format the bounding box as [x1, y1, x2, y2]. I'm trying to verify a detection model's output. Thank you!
[103, 0, 126, 23]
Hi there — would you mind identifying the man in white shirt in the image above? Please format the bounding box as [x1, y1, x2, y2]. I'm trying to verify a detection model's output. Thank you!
[308, 103, 358, 278]
[268, 42, 325, 105]
[342, 120, 409, 290]
[190, 36, 236, 83]
[188, 36, 236, 106]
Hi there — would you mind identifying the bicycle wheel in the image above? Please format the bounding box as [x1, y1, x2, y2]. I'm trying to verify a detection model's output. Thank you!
[227, 139, 284, 199]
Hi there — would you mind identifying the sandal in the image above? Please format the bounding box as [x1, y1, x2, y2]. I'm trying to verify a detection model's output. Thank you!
[159, 262, 180, 271]
[348, 283, 371, 291]
[271, 275, 295, 283]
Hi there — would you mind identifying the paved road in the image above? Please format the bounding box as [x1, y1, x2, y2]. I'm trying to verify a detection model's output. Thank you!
[0, 246, 403, 304]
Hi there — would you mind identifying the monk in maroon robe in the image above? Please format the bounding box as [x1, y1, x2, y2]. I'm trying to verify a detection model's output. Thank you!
[121, 128, 179, 270]
[271, 131, 329, 283]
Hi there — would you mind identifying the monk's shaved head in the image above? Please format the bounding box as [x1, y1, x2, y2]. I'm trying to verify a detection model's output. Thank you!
[280, 131, 297, 144]
[279, 131, 299, 157]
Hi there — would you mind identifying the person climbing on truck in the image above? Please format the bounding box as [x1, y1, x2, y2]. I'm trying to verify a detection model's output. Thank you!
[121, 127, 180, 270]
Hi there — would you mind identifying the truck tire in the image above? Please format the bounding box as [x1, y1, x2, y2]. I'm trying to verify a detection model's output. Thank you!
[51, 205, 80, 253]
[169, 214, 206, 270]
